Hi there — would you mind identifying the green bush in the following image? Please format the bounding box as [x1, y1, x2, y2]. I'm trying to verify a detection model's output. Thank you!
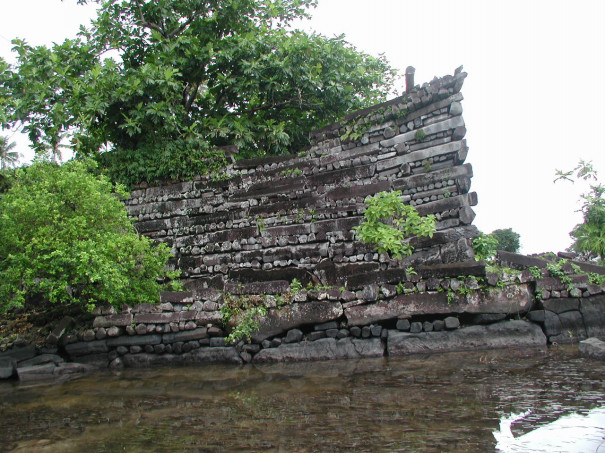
[354, 191, 436, 259]
[0, 160, 179, 313]
[472, 232, 498, 262]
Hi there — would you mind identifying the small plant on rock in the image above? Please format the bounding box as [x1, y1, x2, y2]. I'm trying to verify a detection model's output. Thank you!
[354, 190, 436, 259]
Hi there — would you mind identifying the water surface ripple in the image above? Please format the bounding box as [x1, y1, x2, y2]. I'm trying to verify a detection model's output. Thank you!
[1, 346, 604, 452]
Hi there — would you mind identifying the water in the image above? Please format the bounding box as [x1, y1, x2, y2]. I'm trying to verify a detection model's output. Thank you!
[0, 346, 604, 452]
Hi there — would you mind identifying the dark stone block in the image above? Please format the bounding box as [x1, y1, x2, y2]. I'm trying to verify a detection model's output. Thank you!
[325, 329, 339, 338]
[579, 337, 605, 360]
[422, 321, 434, 332]
[581, 296, 605, 338]
[284, 329, 304, 344]
[396, 319, 411, 331]
[315, 321, 339, 331]
[350, 326, 361, 338]
[210, 337, 227, 347]
[496, 251, 549, 271]
[0, 345, 36, 363]
[444, 317, 460, 330]
[542, 298, 580, 314]
[0, 358, 16, 379]
[65, 340, 108, 357]
[557, 311, 587, 343]
[371, 325, 383, 337]
[418, 261, 486, 279]
[252, 338, 384, 363]
[410, 322, 423, 333]
[361, 326, 372, 338]
[163, 328, 208, 344]
[106, 334, 162, 348]
[543, 311, 562, 337]
[472, 314, 507, 325]
[388, 321, 547, 356]
[433, 319, 445, 331]
[527, 310, 545, 323]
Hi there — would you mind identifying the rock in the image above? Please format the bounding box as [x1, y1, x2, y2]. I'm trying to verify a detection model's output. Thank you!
[337, 329, 349, 339]
[65, 340, 108, 357]
[410, 322, 422, 333]
[314, 321, 338, 331]
[95, 328, 107, 340]
[579, 337, 605, 360]
[350, 326, 361, 338]
[526, 310, 545, 323]
[162, 328, 208, 344]
[81, 329, 96, 342]
[396, 319, 411, 331]
[0, 358, 16, 379]
[17, 363, 57, 382]
[18, 354, 64, 368]
[371, 325, 383, 337]
[550, 311, 587, 344]
[0, 344, 36, 363]
[543, 311, 562, 337]
[388, 320, 547, 356]
[444, 317, 460, 330]
[253, 338, 384, 363]
[422, 321, 434, 332]
[472, 314, 506, 325]
[581, 296, 605, 339]
[433, 319, 445, 331]
[247, 301, 343, 343]
[361, 326, 371, 338]
[106, 334, 162, 348]
[345, 285, 532, 326]
[46, 316, 73, 345]
[108, 357, 124, 370]
[325, 329, 339, 338]
[284, 329, 303, 344]
[210, 337, 226, 347]
[107, 326, 122, 337]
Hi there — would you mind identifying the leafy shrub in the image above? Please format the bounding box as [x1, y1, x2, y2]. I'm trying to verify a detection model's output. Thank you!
[354, 191, 436, 259]
[0, 160, 179, 313]
[472, 232, 498, 262]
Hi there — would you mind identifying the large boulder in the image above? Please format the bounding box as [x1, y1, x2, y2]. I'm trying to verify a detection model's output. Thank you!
[345, 285, 533, 326]
[387, 320, 546, 356]
[579, 337, 605, 360]
[253, 337, 384, 363]
[239, 301, 343, 343]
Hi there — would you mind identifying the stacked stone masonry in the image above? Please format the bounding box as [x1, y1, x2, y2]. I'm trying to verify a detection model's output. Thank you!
[125, 70, 478, 294]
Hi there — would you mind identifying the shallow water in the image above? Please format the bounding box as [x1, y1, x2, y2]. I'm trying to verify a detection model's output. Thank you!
[1, 346, 604, 452]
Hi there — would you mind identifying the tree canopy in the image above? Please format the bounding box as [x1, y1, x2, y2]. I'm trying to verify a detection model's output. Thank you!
[491, 228, 520, 253]
[0, 0, 397, 185]
[0, 159, 179, 313]
[556, 160, 605, 260]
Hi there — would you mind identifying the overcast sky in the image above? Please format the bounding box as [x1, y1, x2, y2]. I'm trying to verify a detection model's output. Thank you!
[1, 0, 604, 255]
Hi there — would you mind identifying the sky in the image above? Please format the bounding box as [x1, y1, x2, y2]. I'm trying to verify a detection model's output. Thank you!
[1, 0, 604, 255]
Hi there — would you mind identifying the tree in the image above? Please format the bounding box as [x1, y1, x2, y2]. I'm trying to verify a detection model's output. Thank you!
[0, 160, 179, 313]
[555, 160, 605, 260]
[0, 135, 20, 170]
[1, 0, 397, 185]
[491, 228, 520, 253]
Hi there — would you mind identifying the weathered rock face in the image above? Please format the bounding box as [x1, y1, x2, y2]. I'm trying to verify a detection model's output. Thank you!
[579, 337, 605, 361]
[247, 301, 344, 343]
[345, 284, 533, 326]
[253, 337, 384, 363]
[387, 321, 547, 356]
[125, 70, 477, 293]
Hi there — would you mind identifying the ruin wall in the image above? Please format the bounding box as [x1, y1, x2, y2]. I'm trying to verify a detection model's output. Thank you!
[125, 69, 478, 294]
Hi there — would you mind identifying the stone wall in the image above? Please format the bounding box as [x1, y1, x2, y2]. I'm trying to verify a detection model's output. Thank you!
[125, 69, 478, 294]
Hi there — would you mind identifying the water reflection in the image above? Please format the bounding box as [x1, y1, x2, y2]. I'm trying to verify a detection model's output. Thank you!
[0, 346, 603, 452]
[494, 407, 605, 452]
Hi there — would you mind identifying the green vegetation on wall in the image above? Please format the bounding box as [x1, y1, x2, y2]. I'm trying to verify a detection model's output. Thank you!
[355, 190, 436, 259]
